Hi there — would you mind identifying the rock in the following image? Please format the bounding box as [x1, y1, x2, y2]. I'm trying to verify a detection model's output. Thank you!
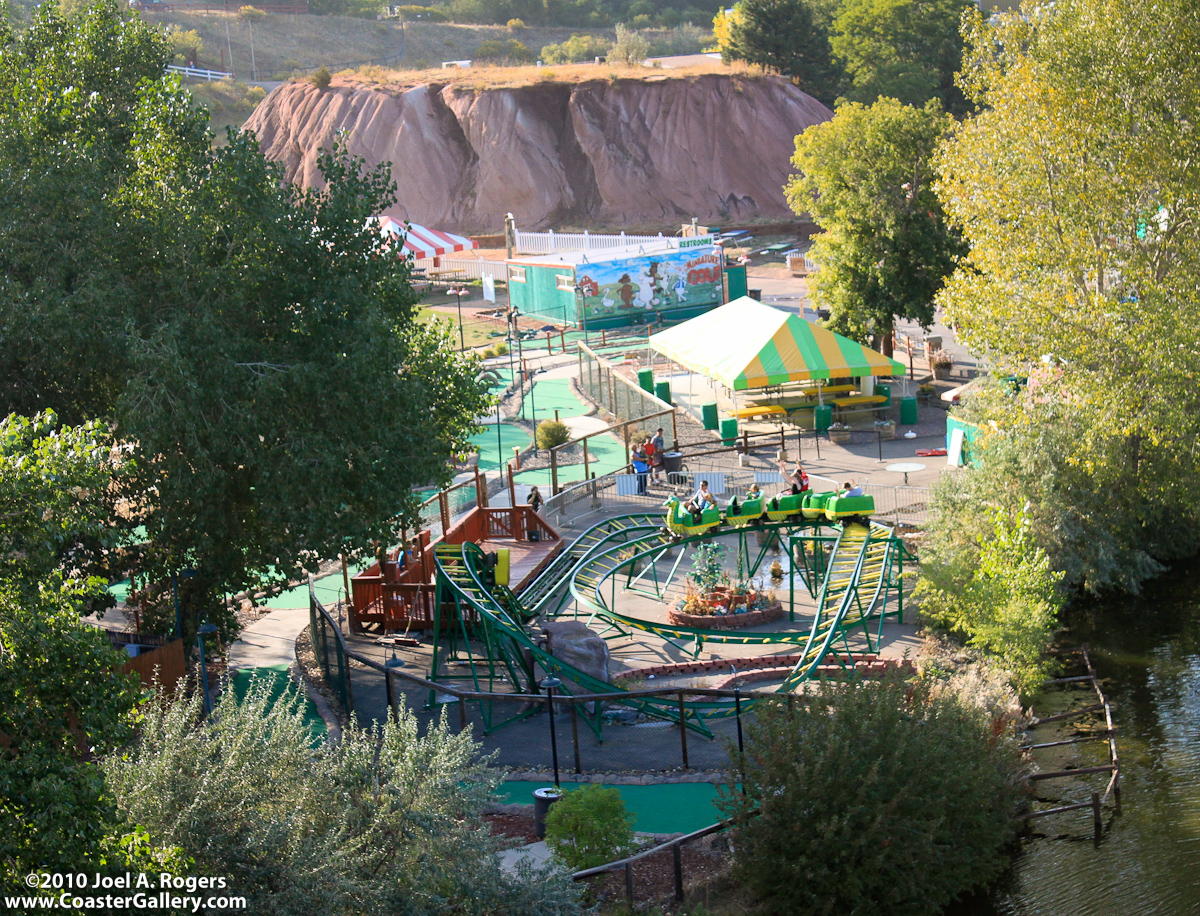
[541, 620, 610, 687]
[245, 73, 832, 233]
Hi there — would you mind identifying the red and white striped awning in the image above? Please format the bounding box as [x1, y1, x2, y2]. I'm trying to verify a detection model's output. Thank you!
[372, 216, 478, 259]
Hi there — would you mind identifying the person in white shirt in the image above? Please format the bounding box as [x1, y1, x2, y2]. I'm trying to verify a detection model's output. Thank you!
[841, 480, 864, 497]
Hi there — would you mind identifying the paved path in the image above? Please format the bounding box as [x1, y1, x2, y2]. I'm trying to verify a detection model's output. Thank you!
[227, 606, 309, 671]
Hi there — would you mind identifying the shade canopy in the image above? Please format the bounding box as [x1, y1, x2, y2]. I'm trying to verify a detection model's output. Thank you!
[649, 297, 905, 390]
[371, 216, 479, 258]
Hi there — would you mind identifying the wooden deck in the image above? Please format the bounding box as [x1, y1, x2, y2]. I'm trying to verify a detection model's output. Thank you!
[477, 537, 564, 592]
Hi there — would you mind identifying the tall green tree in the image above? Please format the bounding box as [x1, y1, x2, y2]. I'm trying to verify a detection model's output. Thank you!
[721, 0, 843, 106]
[832, 0, 973, 115]
[787, 97, 964, 352]
[0, 412, 145, 884]
[0, 2, 489, 638]
[934, 0, 1200, 591]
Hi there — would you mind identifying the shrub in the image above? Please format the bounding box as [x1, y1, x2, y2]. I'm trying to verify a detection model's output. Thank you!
[106, 676, 586, 914]
[611, 23, 649, 65]
[237, 5, 266, 21]
[536, 419, 571, 449]
[544, 784, 635, 870]
[718, 671, 1023, 916]
[311, 66, 332, 89]
[481, 341, 509, 359]
[474, 39, 533, 62]
[541, 32, 613, 64]
[506, 17, 525, 30]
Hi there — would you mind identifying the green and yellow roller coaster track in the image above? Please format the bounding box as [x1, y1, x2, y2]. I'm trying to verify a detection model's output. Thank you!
[430, 509, 910, 737]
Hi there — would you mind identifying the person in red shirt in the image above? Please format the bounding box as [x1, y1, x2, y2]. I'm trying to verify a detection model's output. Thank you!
[780, 460, 809, 495]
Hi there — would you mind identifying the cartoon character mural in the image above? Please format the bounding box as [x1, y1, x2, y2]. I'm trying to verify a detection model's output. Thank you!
[576, 247, 722, 323]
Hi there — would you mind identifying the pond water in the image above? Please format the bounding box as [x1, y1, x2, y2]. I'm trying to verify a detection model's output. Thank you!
[962, 562, 1200, 915]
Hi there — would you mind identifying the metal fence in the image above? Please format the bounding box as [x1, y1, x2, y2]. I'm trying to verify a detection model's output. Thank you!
[514, 229, 686, 255]
[578, 343, 677, 434]
[308, 583, 353, 713]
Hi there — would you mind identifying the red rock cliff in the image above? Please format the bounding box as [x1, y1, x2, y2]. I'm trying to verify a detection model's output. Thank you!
[245, 73, 831, 233]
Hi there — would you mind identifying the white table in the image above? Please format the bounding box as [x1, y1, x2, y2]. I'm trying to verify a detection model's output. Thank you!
[885, 462, 926, 485]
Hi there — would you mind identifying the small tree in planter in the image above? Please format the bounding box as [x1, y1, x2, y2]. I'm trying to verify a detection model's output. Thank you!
[931, 352, 953, 379]
[828, 422, 852, 444]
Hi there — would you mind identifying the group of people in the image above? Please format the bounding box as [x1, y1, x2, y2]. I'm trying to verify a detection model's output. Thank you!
[680, 460, 863, 524]
[630, 427, 668, 495]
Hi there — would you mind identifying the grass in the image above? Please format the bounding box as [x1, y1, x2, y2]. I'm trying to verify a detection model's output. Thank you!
[416, 305, 505, 350]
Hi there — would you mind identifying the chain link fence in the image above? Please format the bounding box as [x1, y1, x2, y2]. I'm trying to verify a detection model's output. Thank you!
[579, 343, 676, 434]
[309, 583, 353, 714]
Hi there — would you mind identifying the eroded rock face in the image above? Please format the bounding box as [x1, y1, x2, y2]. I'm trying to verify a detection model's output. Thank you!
[244, 73, 831, 233]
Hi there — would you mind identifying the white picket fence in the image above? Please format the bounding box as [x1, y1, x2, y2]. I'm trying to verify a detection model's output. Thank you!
[411, 257, 504, 281]
[514, 229, 681, 255]
[167, 64, 234, 82]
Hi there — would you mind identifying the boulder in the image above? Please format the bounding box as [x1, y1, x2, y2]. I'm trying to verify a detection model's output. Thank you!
[541, 619, 610, 688]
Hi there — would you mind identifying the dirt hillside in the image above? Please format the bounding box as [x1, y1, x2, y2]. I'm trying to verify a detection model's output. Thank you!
[245, 69, 831, 233]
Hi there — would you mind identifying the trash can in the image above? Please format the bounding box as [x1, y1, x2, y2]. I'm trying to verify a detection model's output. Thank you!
[638, 368, 654, 393]
[749, 289, 762, 301]
[662, 451, 684, 473]
[814, 404, 833, 432]
[875, 383, 891, 408]
[720, 417, 738, 444]
[701, 402, 719, 430]
[900, 396, 919, 426]
[533, 787, 562, 839]
[655, 380, 672, 405]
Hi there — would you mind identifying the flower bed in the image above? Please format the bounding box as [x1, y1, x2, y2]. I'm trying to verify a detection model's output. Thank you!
[668, 600, 784, 629]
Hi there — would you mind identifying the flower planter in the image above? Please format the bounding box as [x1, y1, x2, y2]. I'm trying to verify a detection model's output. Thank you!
[874, 425, 896, 440]
[932, 363, 951, 380]
[829, 428, 852, 445]
[668, 601, 784, 629]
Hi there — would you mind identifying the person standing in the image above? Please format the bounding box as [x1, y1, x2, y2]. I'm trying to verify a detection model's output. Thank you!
[651, 428, 666, 483]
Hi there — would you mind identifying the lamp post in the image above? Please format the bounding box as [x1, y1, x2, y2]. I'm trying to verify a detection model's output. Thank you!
[540, 675, 563, 787]
[197, 622, 218, 715]
[448, 286, 469, 350]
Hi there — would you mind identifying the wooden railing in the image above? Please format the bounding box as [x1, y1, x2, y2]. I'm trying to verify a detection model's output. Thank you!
[1017, 647, 1121, 843]
[572, 821, 729, 906]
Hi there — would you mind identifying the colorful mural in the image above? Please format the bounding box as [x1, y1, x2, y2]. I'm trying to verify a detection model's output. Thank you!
[575, 248, 723, 322]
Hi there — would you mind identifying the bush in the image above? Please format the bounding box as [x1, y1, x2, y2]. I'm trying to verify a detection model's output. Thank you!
[506, 17, 525, 30]
[106, 677, 586, 914]
[541, 32, 613, 64]
[237, 5, 266, 21]
[536, 419, 571, 449]
[481, 341, 508, 358]
[395, 5, 450, 21]
[473, 38, 533, 62]
[311, 66, 332, 89]
[718, 671, 1023, 916]
[544, 784, 635, 870]
[611, 23, 649, 65]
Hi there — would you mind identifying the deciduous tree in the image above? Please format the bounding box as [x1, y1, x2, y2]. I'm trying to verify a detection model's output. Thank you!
[831, 0, 972, 114]
[787, 97, 964, 352]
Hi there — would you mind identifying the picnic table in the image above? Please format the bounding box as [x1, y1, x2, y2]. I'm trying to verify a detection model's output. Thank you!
[731, 404, 787, 419]
[832, 394, 888, 419]
[427, 268, 468, 281]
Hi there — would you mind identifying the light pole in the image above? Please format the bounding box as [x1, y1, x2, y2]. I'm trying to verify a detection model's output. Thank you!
[448, 286, 469, 350]
[197, 622, 218, 715]
[478, 368, 503, 479]
[540, 675, 562, 787]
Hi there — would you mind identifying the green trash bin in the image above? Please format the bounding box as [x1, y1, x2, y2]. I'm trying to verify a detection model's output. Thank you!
[638, 369, 654, 393]
[701, 402, 719, 430]
[900, 396, 918, 426]
[875, 383, 892, 408]
[720, 417, 738, 444]
[655, 380, 672, 405]
[814, 404, 833, 431]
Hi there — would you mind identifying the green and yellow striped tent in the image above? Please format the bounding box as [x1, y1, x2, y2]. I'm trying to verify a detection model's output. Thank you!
[650, 298, 904, 390]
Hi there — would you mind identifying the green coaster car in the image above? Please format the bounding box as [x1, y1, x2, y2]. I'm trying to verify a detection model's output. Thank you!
[801, 491, 835, 519]
[725, 496, 764, 527]
[664, 495, 723, 536]
[766, 492, 804, 521]
[824, 493, 875, 521]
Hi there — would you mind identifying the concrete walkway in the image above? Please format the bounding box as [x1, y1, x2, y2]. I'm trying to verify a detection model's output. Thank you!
[227, 606, 310, 671]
